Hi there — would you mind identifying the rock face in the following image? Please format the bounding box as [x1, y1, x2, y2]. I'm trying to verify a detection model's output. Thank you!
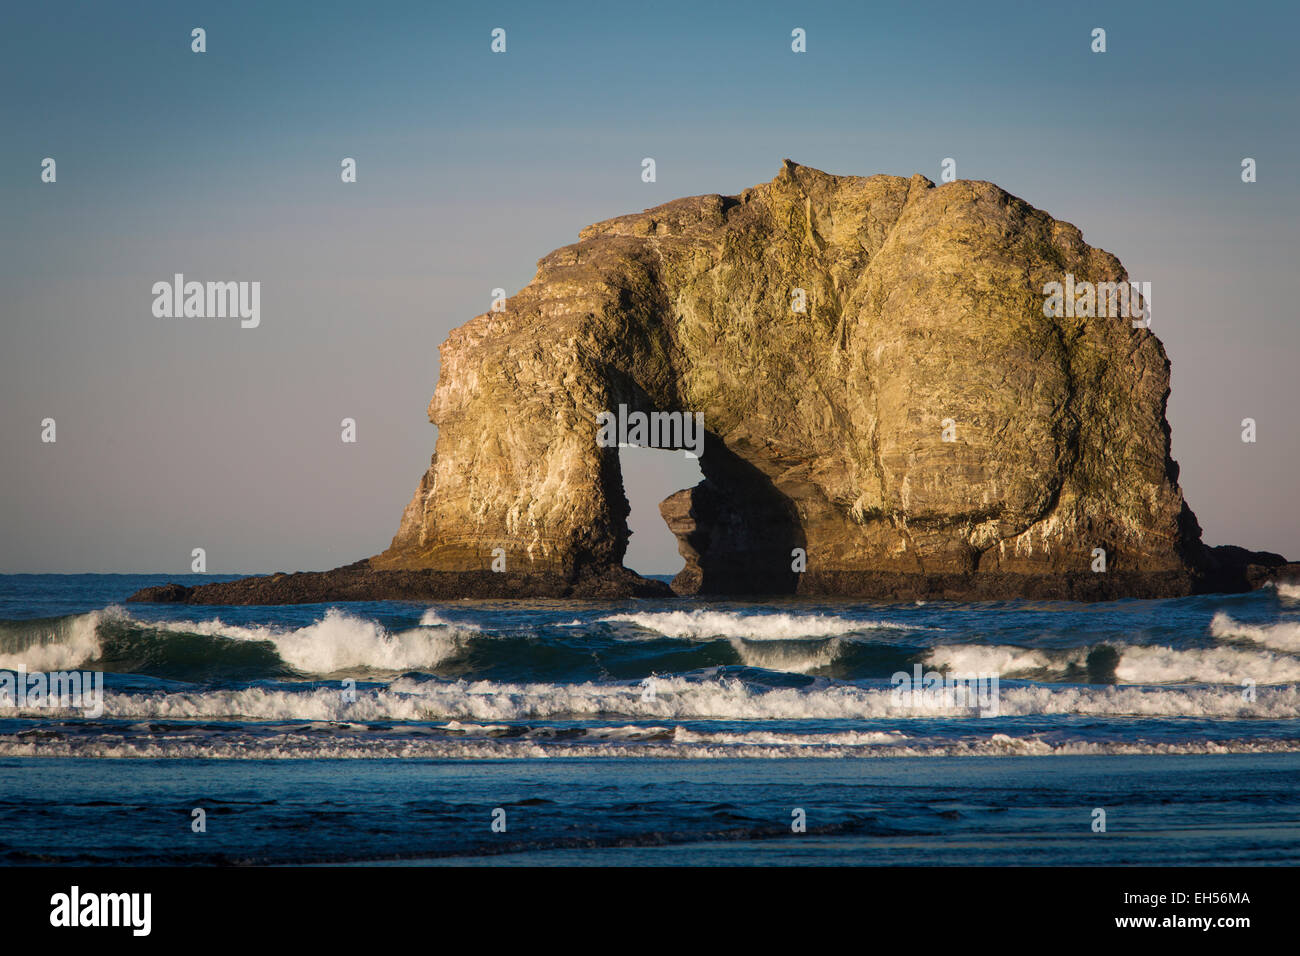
[129, 160, 1296, 605]
[375, 161, 1205, 595]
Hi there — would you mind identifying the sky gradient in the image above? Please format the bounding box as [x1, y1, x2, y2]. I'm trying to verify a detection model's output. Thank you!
[2, 0, 1297, 573]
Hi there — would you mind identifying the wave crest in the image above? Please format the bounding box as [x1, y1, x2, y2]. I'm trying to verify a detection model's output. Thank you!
[1210, 611, 1300, 653]
[601, 609, 915, 640]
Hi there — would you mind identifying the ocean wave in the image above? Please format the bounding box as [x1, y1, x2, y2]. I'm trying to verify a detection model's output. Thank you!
[0, 607, 893, 681]
[4, 728, 1297, 760]
[603, 609, 929, 674]
[1210, 611, 1300, 653]
[142, 607, 473, 674]
[5, 603, 1300, 687]
[0, 611, 103, 671]
[1267, 581, 1300, 600]
[419, 609, 480, 631]
[0, 607, 479, 676]
[726, 637, 845, 674]
[600, 609, 917, 640]
[928, 640, 1300, 685]
[20, 676, 1295, 723]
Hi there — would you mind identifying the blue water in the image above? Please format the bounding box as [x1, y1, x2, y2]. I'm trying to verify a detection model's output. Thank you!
[1, 573, 1298, 864]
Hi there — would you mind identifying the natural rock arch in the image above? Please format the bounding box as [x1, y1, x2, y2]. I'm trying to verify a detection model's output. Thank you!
[373, 161, 1202, 595]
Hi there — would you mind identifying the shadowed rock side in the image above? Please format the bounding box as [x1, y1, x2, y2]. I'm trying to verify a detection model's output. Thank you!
[130, 162, 1295, 605]
[128, 562, 671, 606]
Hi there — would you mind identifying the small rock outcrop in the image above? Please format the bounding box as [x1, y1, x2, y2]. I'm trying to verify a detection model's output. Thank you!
[131, 162, 1295, 605]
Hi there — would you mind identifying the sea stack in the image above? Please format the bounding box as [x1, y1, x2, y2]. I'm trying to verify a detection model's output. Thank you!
[131, 162, 1296, 604]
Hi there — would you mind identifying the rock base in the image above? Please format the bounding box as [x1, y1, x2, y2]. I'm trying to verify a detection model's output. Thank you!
[126, 562, 672, 606]
[125, 548, 1299, 606]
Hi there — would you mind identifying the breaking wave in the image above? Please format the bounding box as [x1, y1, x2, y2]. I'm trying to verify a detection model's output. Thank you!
[927, 640, 1300, 685]
[0, 607, 477, 678]
[6, 588, 1300, 760]
[7, 737, 1299, 760]
[1268, 581, 1300, 600]
[600, 609, 917, 640]
[40, 676, 1300, 723]
[1210, 611, 1300, 653]
[4, 599, 1300, 695]
[0, 611, 103, 672]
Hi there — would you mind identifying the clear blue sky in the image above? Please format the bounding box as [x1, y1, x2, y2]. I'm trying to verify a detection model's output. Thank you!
[2, 0, 1297, 572]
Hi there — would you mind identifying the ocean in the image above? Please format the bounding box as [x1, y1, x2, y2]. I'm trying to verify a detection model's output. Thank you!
[2, 573, 1298, 865]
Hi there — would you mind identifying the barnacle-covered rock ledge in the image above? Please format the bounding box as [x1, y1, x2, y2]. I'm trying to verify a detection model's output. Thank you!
[130, 161, 1295, 605]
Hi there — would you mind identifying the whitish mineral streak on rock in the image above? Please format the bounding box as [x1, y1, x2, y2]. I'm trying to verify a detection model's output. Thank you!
[131, 162, 1295, 604]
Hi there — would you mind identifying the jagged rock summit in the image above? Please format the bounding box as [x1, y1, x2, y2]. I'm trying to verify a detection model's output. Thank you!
[132, 162, 1294, 605]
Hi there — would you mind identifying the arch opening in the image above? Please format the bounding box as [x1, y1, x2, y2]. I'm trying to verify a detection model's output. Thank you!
[617, 444, 703, 581]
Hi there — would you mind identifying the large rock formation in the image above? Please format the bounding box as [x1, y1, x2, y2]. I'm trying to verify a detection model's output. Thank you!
[376, 160, 1206, 592]
[131, 162, 1296, 605]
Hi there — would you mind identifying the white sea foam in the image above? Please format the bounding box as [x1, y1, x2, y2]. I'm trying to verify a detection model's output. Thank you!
[138, 607, 470, 674]
[0, 610, 105, 671]
[3, 728, 1297, 760]
[418, 609, 480, 631]
[1210, 611, 1300, 653]
[58, 676, 1300, 723]
[928, 640, 1300, 684]
[439, 720, 513, 735]
[601, 610, 915, 640]
[1267, 581, 1300, 600]
[606, 609, 892, 671]
[4, 606, 866, 677]
[670, 727, 909, 747]
[728, 637, 844, 673]
[925, 645, 1057, 677]
[0, 606, 484, 675]
[1114, 644, 1300, 683]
